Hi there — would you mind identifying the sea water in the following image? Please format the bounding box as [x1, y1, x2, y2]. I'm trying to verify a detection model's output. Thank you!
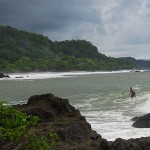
[0, 71, 150, 141]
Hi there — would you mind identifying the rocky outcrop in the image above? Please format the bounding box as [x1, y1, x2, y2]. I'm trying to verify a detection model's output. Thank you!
[12, 93, 102, 150]
[15, 76, 23, 78]
[2, 93, 150, 150]
[97, 137, 150, 150]
[0, 73, 10, 78]
[132, 113, 150, 128]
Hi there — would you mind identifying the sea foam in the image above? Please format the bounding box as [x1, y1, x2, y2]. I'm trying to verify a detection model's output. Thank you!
[0, 70, 132, 80]
[136, 93, 150, 113]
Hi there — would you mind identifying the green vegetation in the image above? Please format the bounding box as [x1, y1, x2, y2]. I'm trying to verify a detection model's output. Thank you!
[121, 57, 150, 69]
[26, 134, 51, 150]
[26, 132, 59, 150]
[0, 101, 58, 149]
[0, 25, 136, 72]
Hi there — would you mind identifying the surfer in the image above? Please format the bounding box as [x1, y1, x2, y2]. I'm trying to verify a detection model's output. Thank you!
[129, 87, 136, 99]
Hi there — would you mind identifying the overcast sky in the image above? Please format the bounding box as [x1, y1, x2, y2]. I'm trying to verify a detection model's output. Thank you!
[0, 0, 150, 59]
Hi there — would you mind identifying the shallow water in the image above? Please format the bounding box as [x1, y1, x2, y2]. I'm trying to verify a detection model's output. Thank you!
[1, 71, 150, 141]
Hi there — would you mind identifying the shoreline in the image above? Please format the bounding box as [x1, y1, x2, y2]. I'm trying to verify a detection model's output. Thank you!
[0, 70, 148, 80]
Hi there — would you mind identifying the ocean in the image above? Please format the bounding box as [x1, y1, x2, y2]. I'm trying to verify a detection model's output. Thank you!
[1, 71, 150, 141]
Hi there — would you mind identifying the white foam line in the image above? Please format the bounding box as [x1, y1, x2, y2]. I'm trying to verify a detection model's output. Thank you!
[0, 70, 133, 80]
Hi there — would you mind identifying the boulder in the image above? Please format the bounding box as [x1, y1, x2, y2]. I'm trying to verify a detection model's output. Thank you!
[132, 113, 150, 128]
[0, 73, 10, 78]
[108, 137, 150, 150]
[11, 93, 102, 150]
[15, 76, 23, 78]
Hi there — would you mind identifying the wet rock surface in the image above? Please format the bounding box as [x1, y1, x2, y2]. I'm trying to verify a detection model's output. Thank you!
[132, 113, 150, 128]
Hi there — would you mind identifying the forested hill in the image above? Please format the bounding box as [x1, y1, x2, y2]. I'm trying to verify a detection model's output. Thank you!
[0, 25, 135, 72]
[120, 57, 150, 69]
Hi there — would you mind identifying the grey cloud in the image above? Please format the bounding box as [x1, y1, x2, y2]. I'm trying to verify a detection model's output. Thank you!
[0, 0, 150, 59]
[106, 44, 150, 59]
[99, 0, 150, 58]
[0, 0, 103, 33]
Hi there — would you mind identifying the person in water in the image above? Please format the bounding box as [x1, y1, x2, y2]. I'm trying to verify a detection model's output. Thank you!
[129, 87, 136, 99]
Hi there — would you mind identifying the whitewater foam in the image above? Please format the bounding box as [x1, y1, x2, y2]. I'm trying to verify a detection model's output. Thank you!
[0, 70, 133, 80]
[78, 90, 150, 141]
[136, 93, 150, 113]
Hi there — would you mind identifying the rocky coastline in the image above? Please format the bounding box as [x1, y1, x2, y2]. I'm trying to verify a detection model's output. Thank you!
[1, 93, 150, 150]
[0, 73, 10, 78]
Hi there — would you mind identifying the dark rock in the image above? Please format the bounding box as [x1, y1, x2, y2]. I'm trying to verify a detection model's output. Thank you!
[131, 116, 140, 121]
[4, 93, 150, 150]
[15, 76, 23, 78]
[26, 93, 77, 115]
[11, 93, 102, 150]
[132, 113, 150, 128]
[135, 70, 141, 72]
[108, 137, 150, 150]
[98, 139, 110, 150]
[0, 73, 10, 78]
[90, 131, 101, 140]
[22, 108, 55, 121]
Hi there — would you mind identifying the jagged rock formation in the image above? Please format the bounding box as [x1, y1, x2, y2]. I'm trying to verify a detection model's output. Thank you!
[13, 93, 102, 150]
[2, 93, 150, 150]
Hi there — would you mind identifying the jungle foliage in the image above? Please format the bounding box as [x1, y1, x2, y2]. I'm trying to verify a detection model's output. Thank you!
[0, 101, 58, 150]
[0, 25, 136, 72]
